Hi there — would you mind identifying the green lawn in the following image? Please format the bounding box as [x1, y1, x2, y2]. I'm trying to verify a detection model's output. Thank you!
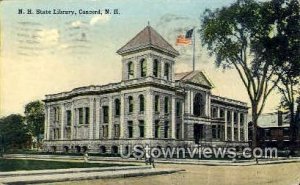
[0, 159, 133, 172]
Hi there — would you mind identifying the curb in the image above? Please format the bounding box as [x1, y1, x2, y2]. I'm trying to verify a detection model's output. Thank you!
[0, 168, 184, 184]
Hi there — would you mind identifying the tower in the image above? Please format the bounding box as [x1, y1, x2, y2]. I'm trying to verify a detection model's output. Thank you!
[117, 25, 179, 82]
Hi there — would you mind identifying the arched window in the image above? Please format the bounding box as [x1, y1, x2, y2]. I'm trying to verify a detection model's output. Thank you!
[193, 93, 203, 117]
[128, 96, 134, 113]
[140, 59, 147, 77]
[164, 63, 170, 80]
[139, 95, 144, 112]
[153, 59, 159, 77]
[115, 99, 120, 116]
[155, 95, 160, 112]
[128, 62, 134, 79]
[164, 97, 169, 114]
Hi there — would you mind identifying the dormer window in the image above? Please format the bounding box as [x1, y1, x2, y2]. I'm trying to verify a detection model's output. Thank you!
[128, 62, 134, 79]
[164, 63, 170, 80]
[140, 59, 147, 77]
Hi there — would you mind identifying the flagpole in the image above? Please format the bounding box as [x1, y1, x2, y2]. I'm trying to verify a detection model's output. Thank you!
[192, 27, 196, 71]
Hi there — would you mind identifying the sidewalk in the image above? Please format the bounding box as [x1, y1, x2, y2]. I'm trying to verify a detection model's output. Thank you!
[4, 154, 300, 166]
[0, 167, 184, 184]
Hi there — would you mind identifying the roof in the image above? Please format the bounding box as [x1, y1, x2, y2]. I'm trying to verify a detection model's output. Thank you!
[175, 70, 214, 88]
[117, 25, 179, 57]
[256, 111, 290, 128]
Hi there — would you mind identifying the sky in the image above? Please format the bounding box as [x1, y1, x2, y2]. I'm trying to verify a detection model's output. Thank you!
[0, 0, 281, 116]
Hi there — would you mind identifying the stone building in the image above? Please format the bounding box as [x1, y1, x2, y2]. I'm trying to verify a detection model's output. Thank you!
[43, 25, 249, 153]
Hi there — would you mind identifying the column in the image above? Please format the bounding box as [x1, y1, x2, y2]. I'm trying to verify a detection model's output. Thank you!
[46, 106, 51, 140]
[120, 94, 125, 138]
[95, 98, 100, 139]
[245, 113, 248, 141]
[146, 90, 153, 138]
[185, 90, 191, 114]
[60, 104, 65, 140]
[217, 107, 220, 118]
[161, 61, 165, 79]
[224, 108, 228, 141]
[205, 93, 211, 117]
[83, 106, 86, 125]
[171, 96, 176, 139]
[147, 55, 153, 77]
[190, 91, 194, 115]
[231, 111, 234, 141]
[70, 104, 75, 140]
[181, 101, 185, 139]
[108, 97, 113, 139]
[238, 112, 241, 141]
[89, 98, 95, 140]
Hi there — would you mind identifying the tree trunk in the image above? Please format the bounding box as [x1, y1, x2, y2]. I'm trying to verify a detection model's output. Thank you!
[289, 103, 295, 152]
[251, 104, 259, 148]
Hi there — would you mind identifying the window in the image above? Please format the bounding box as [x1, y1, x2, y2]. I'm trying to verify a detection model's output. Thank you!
[193, 93, 203, 117]
[217, 125, 221, 139]
[128, 96, 134, 113]
[176, 124, 180, 139]
[128, 121, 133, 138]
[114, 124, 120, 138]
[140, 59, 147, 77]
[164, 97, 169, 114]
[103, 106, 109, 123]
[66, 110, 72, 126]
[54, 107, 60, 122]
[227, 111, 231, 122]
[153, 59, 159, 77]
[212, 125, 217, 139]
[283, 128, 289, 137]
[85, 107, 90, 124]
[102, 125, 108, 138]
[212, 108, 217, 118]
[155, 95, 160, 112]
[227, 127, 232, 141]
[164, 63, 170, 80]
[220, 109, 225, 118]
[155, 120, 160, 138]
[240, 114, 244, 125]
[176, 102, 181, 117]
[234, 128, 238, 140]
[128, 62, 134, 79]
[78, 108, 83, 124]
[115, 99, 120, 116]
[164, 121, 169, 138]
[139, 120, 144, 138]
[234, 112, 238, 124]
[265, 129, 271, 138]
[139, 95, 144, 112]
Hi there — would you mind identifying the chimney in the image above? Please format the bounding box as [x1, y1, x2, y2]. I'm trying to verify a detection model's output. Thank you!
[278, 110, 283, 126]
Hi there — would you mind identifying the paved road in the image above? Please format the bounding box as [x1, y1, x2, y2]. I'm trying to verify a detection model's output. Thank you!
[41, 162, 300, 185]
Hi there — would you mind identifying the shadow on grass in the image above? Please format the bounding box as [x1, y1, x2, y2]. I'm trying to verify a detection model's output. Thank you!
[0, 159, 134, 172]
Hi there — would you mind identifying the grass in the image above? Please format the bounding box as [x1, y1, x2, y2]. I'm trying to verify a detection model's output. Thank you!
[0, 159, 134, 172]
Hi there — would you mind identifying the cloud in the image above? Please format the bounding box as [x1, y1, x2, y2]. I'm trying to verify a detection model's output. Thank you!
[71, 20, 84, 28]
[36, 29, 59, 46]
[89, 14, 111, 26]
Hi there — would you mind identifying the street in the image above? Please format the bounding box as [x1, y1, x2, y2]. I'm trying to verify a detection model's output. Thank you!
[43, 162, 300, 185]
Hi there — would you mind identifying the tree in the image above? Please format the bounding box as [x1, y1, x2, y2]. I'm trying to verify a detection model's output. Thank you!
[254, 0, 300, 149]
[0, 114, 29, 151]
[24, 100, 45, 149]
[200, 0, 281, 147]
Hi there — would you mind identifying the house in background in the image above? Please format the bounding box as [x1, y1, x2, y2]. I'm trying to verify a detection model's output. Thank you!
[248, 110, 300, 149]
